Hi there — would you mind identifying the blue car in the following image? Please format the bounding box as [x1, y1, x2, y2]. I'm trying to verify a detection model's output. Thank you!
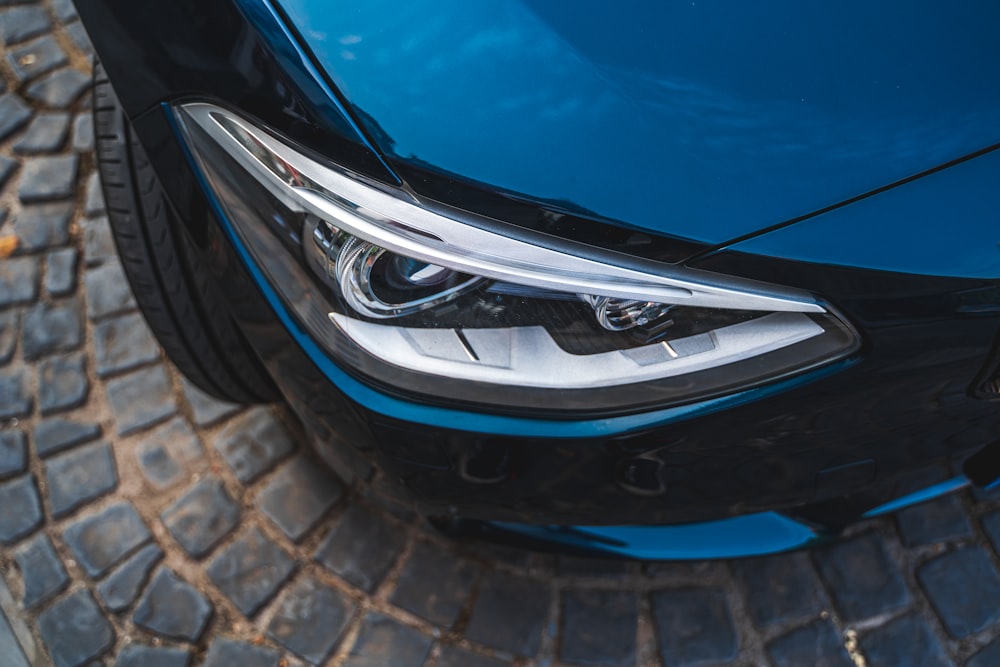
[77, 0, 1000, 559]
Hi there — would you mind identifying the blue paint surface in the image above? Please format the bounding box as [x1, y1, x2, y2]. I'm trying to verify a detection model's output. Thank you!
[493, 512, 820, 560]
[276, 0, 1000, 244]
[728, 146, 1000, 278]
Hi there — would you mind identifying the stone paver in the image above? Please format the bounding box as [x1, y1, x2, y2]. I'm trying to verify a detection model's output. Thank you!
[62, 501, 151, 577]
[0, 429, 27, 478]
[44, 439, 117, 516]
[133, 568, 213, 642]
[14, 533, 68, 608]
[9, 203, 73, 252]
[560, 589, 638, 667]
[105, 364, 177, 435]
[313, 503, 405, 592]
[0, 256, 40, 307]
[766, 619, 854, 667]
[256, 455, 343, 541]
[344, 612, 432, 667]
[0, 475, 42, 543]
[917, 546, 1000, 638]
[97, 542, 163, 611]
[466, 570, 550, 657]
[161, 477, 240, 558]
[115, 644, 192, 667]
[1, 10, 1000, 667]
[214, 406, 294, 483]
[203, 638, 280, 667]
[812, 532, 911, 622]
[857, 613, 951, 667]
[37, 352, 88, 413]
[93, 311, 160, 376]
[268, 575, 355, 665]
[390, 541, 479, 628]
[37, 590, 114, 667]
[33, 417, 100, 456]
[207, 526, 296, 616]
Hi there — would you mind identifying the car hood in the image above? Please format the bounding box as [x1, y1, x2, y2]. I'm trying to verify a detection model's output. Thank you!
[275, 0, 1000, 246]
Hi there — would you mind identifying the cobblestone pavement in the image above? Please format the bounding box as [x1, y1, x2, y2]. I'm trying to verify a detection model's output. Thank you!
[3, 2, 1000, 666]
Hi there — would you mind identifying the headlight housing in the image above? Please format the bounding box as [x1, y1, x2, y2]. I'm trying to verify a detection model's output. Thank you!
[176, 103, 858, 416]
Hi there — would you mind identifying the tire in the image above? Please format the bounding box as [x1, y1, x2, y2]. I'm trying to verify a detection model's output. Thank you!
[93, 63, 277, 404]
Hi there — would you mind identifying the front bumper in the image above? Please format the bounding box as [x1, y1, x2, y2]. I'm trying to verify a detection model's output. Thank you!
[78, 0, 1000, 556]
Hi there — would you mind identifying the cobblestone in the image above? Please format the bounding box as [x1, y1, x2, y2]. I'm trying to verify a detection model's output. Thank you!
[858, 612, 950, 667]
[37, 352, 88, 413]
[51, 0, 77, 22]
[214, 406, 294, 483]
[44, 439, 117, 516]
[7, 34, 67, 81]
[343, 612, 432, 667]
[0, 93, 32, 141]
[0, 156, 16, 188]
[0, 256, 40, 307]
[37, 590, 114, 667]
[80, 215, 114, 266]
[0, 6, 51, 45]
[34, 417, 100, 456]
[730, 552, 825, 629]
[63, 21, 92, 58]
[14, 533, 68, 608]
[62, 501, 151, 577]
[93, 312, 160, 376]
[436, 645, 510, 667]
[97, 542, 162, 612]
[0, 367, 32, 419]
[10, 203, 73, 253]
[180, 376, 239, 426]
[268, 575, 355, 665]
[105, 364, 177, 435]
[12, 112, 70, 154]
[83, 171, 104, 216]
[0, 310, 17, 364]
[22, 299, 82, 360]
[896, 493, 974, 547]
[0, 429, 27, 478]
[313, 503, 404, 593]
[765, 619, 853, 667]
[391, 541, 478, 628]
[135, 417, 203, 490]
[161, 477, 240, 558]
[465, 570, 550, 657]
[559, 589, 638, 667]
[24, 67, 90, 107]
[918, 546, 1000, 638]
[45, 247, 78, 296]
[650, 588, 739, 667]
[968, 637, 1000, 667]
[18, 155, 78, 203]
[207, 526, 295, 617]
[980, 510, 1000, 555]
[115, 645, 192, 667]
[812, 531, 910, 622]
[133, 568, 213, 642]
[256, 456, 342, 541]
[203, 638, 280, 667]
[83, 260, 136, 319]
[71, 112, 93, 152]
[0, 474, 42, 543]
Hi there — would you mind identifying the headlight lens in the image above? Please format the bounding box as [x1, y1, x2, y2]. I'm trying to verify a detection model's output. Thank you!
[176, 103, 858, 415]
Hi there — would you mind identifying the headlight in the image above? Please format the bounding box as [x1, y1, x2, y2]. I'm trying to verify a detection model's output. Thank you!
[175, 103, 858, 415]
